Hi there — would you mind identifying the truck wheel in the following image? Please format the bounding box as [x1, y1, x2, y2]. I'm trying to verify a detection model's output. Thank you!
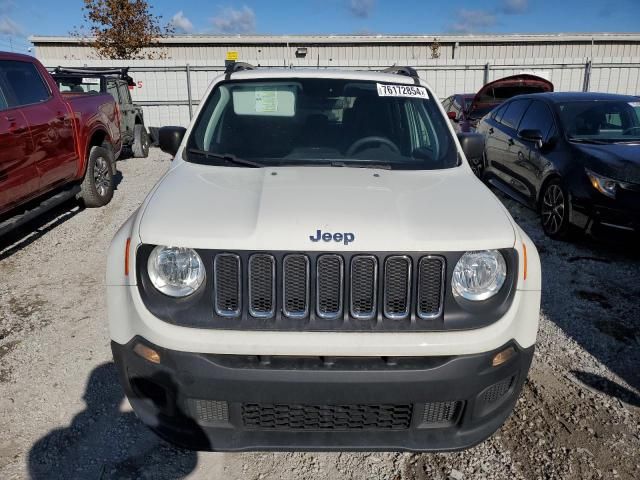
[132, 124, 150, 158]
[79, 145, 114, 208]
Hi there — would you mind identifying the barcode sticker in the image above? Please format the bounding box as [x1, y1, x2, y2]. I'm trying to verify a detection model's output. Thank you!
[377, 83, 429, 99]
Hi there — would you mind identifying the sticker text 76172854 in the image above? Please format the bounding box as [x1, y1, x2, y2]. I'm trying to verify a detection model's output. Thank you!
[377, 83, 429, 99]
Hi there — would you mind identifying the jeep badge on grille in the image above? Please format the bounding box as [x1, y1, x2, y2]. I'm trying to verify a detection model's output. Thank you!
[309, 229, 355, 245]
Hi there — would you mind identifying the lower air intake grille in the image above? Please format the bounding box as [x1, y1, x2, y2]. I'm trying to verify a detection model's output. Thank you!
[214, 254, 241, 317]
[242, 403, 412, 430]
[316, 255, 344, 319]
[421, 401, 462, 426]
[482, 376, 515, 404]
[187, 399, 229, 423]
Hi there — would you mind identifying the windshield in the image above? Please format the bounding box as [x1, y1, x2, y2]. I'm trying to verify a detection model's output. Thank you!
[559, 100, 640, 143]
[187, 78, 458, 169]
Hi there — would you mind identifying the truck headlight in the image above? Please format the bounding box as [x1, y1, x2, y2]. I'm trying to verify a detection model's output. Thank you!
[586, 169, 617, 199]
[147, 246, 205, 297]
[452, 250, 506, 301]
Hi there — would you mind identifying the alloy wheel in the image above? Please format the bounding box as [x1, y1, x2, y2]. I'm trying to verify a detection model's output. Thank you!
[541, 184, 565, 235]
[94, 157, 111, 197]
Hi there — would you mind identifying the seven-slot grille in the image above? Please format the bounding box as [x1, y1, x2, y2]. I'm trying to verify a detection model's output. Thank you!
[211, 253, 445, 321]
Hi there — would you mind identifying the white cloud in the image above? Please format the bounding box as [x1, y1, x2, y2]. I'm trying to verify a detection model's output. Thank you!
[171, 11, 194, 33]
[449, 9, 497, 33]
[212, 6, 256, 34]
[0, 16, 22, 36]
[501, 0, 529, 15]
[348, 0, 375, 19]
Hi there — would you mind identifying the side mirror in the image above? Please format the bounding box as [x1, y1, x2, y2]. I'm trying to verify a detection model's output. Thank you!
[447, 111, 457, 121]
[457, 132, 485, 160]
[159, 126, 187, 156]
[518, 129, 544, 149]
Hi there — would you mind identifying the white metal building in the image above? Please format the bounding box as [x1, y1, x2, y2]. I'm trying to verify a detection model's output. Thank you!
[31, 33, 640, 129]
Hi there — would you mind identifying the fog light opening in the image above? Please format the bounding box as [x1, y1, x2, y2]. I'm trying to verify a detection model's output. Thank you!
[492, 346, 515, 367]
[133, 343, 161, 364]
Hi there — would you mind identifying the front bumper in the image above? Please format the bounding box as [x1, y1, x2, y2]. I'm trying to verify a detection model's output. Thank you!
[112, 337, 534, 452]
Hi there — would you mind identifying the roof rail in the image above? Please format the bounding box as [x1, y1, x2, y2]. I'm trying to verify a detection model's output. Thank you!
[224, 61, 256, 74]
[382, 65, 419, 79]
[52, 66, 134, 86]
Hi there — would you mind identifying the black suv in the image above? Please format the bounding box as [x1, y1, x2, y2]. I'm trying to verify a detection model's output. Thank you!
[476, 92, 640, 239]
[52, 67, 150, 158]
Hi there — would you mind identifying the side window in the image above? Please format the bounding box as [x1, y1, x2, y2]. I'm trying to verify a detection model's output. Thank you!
[0, 83, 9, 111]
[442, 97, 452, 112]
[500, 99, 531, 130]
[519, 101, 555, 139]
[0, 60, 50, 107]
[493, 102, 508, 122]
[106, 81, 120, 103]
[117, 82, 131, 104]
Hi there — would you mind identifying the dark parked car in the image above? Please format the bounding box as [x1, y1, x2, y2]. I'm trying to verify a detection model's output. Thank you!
[476, 92, 640, 239]
[443, 74, 553, 133]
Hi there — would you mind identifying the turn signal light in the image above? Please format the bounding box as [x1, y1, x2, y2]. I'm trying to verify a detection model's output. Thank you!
[492, 346, 515, 367]
[124, 237, 131, 276]
[133, 343, 161, 364]
[522, 242, 528, 280]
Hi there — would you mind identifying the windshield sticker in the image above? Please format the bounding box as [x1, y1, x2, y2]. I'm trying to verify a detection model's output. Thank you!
[255, 89, 278, 113]
[377, 83, 429, 99]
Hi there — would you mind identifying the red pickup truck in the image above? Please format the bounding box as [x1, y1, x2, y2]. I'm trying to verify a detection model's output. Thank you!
[0, 52, 122, 236]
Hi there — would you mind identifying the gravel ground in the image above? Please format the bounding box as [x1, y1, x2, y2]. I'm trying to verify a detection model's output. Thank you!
[1, 149, 639, 479]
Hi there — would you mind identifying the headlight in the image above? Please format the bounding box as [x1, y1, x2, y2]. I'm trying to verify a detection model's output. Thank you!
[586, 169, 617, 199]
[147, 246, 205, 297]
[452, 250, 507, 301]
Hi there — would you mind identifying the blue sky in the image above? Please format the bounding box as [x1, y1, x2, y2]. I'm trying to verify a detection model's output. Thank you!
[0, 0, 639, 53]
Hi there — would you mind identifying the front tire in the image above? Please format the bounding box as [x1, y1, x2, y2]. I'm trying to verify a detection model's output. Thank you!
[132, 124, 150, 158]
[79, 145, 114, 208]
[540, 179, 571, 239]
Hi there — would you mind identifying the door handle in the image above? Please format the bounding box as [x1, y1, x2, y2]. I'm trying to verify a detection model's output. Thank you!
[5, 116, 16, 122]
[488, 127, 494, 135]
[508, 138, 515, 146]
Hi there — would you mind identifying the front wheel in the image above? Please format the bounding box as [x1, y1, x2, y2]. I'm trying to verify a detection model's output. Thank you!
[132, 124, 150, 158]
[540, 179, 571, 239]
[79, 145, 114, 208]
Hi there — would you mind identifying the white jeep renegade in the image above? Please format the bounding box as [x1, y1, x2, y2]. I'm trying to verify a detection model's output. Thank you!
[106, 65, 541, 452]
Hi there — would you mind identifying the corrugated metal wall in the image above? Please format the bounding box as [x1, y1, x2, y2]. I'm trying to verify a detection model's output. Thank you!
[33, 35, 640, 128]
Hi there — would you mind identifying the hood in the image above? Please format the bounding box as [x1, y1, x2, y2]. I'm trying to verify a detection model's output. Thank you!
[138, 162, 515, 252]
[573, 142, 640, 183]
[469, 74, 554, 118]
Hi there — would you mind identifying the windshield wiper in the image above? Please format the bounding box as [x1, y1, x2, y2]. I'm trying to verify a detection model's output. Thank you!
[330, 161, 392, 170]
[187, 148, 264, 168]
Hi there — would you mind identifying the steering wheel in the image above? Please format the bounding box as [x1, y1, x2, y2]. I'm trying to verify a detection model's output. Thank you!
[622, 126, 640, 135]
[346, 136, 400, 156]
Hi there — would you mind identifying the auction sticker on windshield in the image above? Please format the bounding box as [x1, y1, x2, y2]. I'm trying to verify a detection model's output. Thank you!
[377, 83, 429, 99]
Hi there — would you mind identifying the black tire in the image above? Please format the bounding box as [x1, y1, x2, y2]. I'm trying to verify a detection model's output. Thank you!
[539, 178, 572, 239]
[132, 124, 150, 158]
[79, 145, 114, 208]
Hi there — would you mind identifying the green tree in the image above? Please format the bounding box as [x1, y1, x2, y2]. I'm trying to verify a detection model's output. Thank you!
[73, 0, 174, 60]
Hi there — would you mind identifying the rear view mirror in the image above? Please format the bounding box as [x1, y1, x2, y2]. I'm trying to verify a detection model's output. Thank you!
[457, 132, 485, 160]
[518, 129, 544, 148]
[159, 126, 187, 156]
[447, 111, 457, 121]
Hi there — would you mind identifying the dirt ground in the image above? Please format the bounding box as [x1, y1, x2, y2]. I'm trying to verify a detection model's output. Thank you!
[1, 149, 639, 479]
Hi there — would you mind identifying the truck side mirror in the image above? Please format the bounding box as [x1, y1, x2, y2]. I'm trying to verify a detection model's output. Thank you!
[457, 132, 485, 160]
[159, 126, 187, 156]
[518, 129, 544, 149]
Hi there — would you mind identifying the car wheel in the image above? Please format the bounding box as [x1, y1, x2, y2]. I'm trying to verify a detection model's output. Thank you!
[132, 124, 150, 158]
[540, 179, 571, 239]
[79, 145, 114, 208]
